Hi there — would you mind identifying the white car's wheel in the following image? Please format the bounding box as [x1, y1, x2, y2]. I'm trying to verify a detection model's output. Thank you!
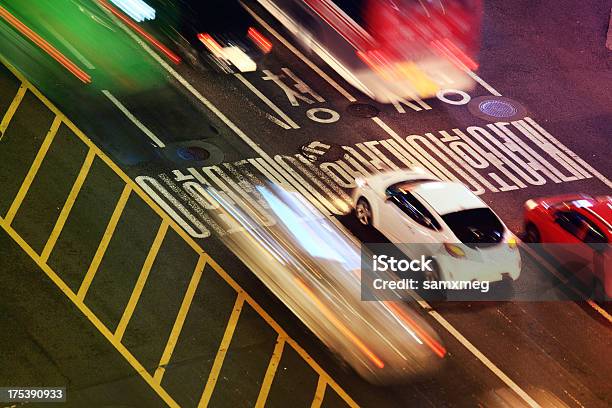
[355, 198, 373, 226]
[524, 223, 541, 243]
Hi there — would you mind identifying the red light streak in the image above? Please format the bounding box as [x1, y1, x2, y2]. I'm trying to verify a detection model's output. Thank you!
[442, 38, 479, 70]
[0, 5, 91, 83]
[384, 301, 447, 359]
[247, 27, 272, 54]
[197, 33, 223, 56]
[97, 0, 181, 65]
[294, 277, 385, 369]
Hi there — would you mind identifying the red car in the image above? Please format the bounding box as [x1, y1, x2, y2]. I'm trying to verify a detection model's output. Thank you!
[523, 194, 611, 301]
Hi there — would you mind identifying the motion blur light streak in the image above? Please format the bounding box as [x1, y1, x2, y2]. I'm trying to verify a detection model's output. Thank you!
[247, 27, 272, 53]
[97, 0, 181, 64]
[209, 183, 444, 382]
[442, 38, 479, 70]
[430, 38, 478, 71]
[383, 301, 447, 358]
[304, 0, 373, 49]
[0, 4, 91, 83]
[197, 33, 224, 57]
[293, 277, 386, 370]
[258, 186, 357, 268]
[109, 0, 156, 22]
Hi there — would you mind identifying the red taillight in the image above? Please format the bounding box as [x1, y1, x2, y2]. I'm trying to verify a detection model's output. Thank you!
[247, 27, 272, 54]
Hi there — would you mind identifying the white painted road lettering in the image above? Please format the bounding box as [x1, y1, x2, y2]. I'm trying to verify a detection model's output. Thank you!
[262, 68, 319, 106]
[138, 118, 594, 238]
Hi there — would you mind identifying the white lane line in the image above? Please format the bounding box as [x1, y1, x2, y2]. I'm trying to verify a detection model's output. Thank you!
[524, 117, 612, 189]
[465, 69, 501, 96]
[241, 1, 358, 102]
[428, 309, 541, 408]
[101, 90, 165, 148]
[245, 6, 543, 407]
[265, 113, 292, 130]
[234, 73, 300, 129]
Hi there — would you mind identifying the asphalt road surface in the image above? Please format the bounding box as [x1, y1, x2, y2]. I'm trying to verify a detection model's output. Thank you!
[0, 1, 610, 407]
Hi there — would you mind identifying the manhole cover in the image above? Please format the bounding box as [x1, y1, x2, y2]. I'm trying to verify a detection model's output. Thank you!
[177, 146, 210, 161]
[159, 140, 224, 166]
[479, 100, 518, 118]
[468, 96, 527, 121]
[346, 103, 380, 118]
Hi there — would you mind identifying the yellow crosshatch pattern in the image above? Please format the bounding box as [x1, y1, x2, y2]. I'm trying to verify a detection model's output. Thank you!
[0, 57, 359, 408]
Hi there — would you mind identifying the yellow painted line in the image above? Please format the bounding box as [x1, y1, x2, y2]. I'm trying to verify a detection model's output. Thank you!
[311, 376, 327, 408]
[205, 256, 359, 408]
[0, 56, 360, 408]
[4, 115, 61, 225]
[586, 299, 612, 323]
[0, 216, 180, 407]
[198, 293, 245, 408]
[0, 83, 27, 141]
[77, 184, 131, 300]
[114, 220, 168, 342]
[154, 254, 207, 384]
[40, 148, 95, 263]
[254, 334, 286, 408]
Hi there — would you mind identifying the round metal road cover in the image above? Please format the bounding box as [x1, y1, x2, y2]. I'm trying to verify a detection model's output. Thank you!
[160, 140, 224, 166]
[468, 96, 528, 121]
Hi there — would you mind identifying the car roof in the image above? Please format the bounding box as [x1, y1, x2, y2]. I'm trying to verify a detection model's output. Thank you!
[589, 199, 612, 221]
[366, 169, 440, 193]
[567, 198, 612, 234]
[411, 181, 486, 215]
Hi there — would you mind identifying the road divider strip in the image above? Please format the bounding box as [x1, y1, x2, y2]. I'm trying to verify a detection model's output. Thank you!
[0, 57, 358, 408]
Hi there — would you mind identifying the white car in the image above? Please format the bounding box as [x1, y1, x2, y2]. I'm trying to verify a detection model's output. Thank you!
[352, 169, 521, 284]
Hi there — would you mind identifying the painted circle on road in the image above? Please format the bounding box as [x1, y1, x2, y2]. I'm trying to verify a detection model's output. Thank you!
[468, 96, 528, 121]
[307, 108, 340, 123]
[436, 89, 471, 105]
